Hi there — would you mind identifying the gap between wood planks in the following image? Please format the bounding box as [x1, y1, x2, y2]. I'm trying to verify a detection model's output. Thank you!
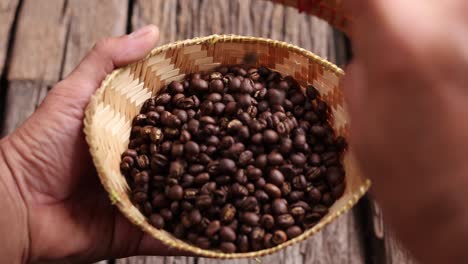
[0, 0, 417, 263]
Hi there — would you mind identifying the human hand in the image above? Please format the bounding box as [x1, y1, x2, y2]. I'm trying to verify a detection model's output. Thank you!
[344, 1, 468, 263]
[0, 25, 187, 263]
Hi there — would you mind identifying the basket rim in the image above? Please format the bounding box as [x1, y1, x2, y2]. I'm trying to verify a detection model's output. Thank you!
[83, 34, 370, 259]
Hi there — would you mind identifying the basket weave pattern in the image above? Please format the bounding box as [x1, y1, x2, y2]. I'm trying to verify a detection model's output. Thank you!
[84, 35, 370, 258]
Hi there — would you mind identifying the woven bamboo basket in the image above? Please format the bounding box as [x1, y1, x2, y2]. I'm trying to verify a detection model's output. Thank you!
[84, 0, 370, 259]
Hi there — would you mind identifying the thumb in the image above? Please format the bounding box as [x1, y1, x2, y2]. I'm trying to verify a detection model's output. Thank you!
[50, 25, 159, 107]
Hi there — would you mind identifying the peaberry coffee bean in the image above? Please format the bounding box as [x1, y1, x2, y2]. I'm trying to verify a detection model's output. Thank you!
[122, 65, 347, 253]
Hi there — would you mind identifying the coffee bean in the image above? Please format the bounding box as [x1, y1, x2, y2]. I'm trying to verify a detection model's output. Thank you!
[168, 185, 184, 200]
[290, 153, 307, 166]
[238, 150, 253, 167]
[269, 169, 285, 186]
[251, 227, 265, 242]
[306, 166, 322, 181]
[229, 77, 242, 91]
[267, 152, 284, 166]
[219, 158, 236, 174]
[195, 172, 210, 185]
[220, 226, 237, 242]
[272, 230, 287, 245]
[187, 119, 200, 134]
[332, 183, 345, 199]
[210, 79, 224, 93]
[272, 198, 288, 215]
[240, 225, 253, 234]
[322, 192, 335, 206]
[242, 212, 260, 226]
[290, 206, 306, 221]
[254, 190, 269, 203]
[286, 226, 302, 239]
[136, 155, 150, 169]
[246, 166, 262, 181]
[150, 214, 165, 229]
[260, 214, 275, 230]
[267, 88, 285, 105]
[292, 175, 307, 190]
[262, 129, 279, 144]
[195, 237, 211, 249]
[206, 220, 221, 237]
[196, 194, 213, 208]
[185, 141, 200, 156]
[239, 196, 258, 211]
[231, 183, 248, 197]
[279, 138, 293, 154]
[237, 235, 249, 252]
[264, 183, 282, 199]
[254, 154, 268, 169]
[234, 169, 248, 184]
[168, 81, 184, 94]
[192, 78, 209, 92]
[221, 204, 237, 223]
[220, 242, 237, 253]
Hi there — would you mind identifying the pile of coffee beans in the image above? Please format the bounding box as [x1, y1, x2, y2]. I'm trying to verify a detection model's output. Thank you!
[120, 65, 347, 253]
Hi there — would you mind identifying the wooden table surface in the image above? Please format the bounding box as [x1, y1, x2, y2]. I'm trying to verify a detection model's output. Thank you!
[0, 1, 417, 263]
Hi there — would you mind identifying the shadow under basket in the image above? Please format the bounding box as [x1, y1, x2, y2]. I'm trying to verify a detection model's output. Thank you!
[83, 34, 371, 259]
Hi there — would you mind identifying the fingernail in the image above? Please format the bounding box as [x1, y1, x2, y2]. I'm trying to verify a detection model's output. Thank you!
[129, 25, 155, 38]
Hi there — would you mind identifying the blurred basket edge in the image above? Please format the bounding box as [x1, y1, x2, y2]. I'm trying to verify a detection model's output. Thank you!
[83, 34, 370, 258]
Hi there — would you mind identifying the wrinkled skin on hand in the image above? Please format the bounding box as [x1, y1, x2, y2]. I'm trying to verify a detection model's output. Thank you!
[0, 25, 187, 263]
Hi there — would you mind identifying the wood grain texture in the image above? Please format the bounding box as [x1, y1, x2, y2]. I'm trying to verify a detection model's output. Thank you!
[1, 80, 48, 135]
[385, 233, 418, 264]
[121, 1, 365, 264]
[8, 0, 68, 82]
[0, 0, 20, 76]
[61, 0, 128, 77]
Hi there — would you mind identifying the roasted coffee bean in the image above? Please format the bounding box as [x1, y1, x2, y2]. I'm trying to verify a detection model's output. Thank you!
[251, 227, 265, 241]
[190, 209, 202, 224]
[264, 183, 282, 199]
[150, 214, 165, 229]
[306, 166, 322, 181]
[290, 206, 306, 221]
[240, 225, 253, 234]
[238, 150, 253, 167]
[308, 188, 322, 203]
[185, 141, 200, 156]
[290, 153, 307, 167]
[220, 242, 237, 253]
[242, 212, 260, 226]
[220, 226, 237, 242]
[292, 175, 307, 190]
[210, 79, 224, 93]
[332, 183, 345, 199]
[168, 185, 184, 200]
[286, 226, 302, 239]
[260, 214, 275, 230]
[263, 129, 279, 144]
[254, 190, 269, 203]
[136, 155, 150, 169]
[221, 204, 237, 223]
[194, 172, 210, 185]
[246, 166, 262, 181]
[240, 196, 258, 211]
[267, 152, 284, 166]
[269, 169, 285, 186]
[169, 81, 184, 94]
[195, 237, 211, 249]
[255, 177, 266, 189]
[272, 198, 288, 215]
[206, 220, 221, 237]
[196, 194, 213, 208]
[267, 88, 285, 105]
[169, 160, 185, 178]
[192, 78, 209, 92]
[322, 192, 335, 206]
[272, 230, 288, 245]
[219, 158, 236, 174]
[237, 235, 249, 252]
[231, 183, 249, 197]
[254, 154, 268, 169]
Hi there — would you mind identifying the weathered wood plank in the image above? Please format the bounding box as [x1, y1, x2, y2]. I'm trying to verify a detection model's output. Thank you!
[0, 0, 20, 76]
[1, 81, 48, 136]
[385, 232, 418, 264]
[61, 0, 128, 78]
[8, 0, 68, 83]
[122, 1, 366, 264]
